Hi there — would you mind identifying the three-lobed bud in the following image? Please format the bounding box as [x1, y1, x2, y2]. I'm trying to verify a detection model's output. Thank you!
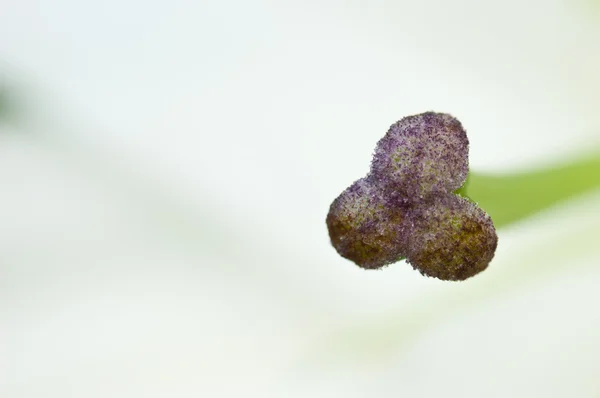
[326, 112, 497, 281]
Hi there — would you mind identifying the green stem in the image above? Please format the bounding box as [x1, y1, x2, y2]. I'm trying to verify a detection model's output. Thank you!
[457, 150, 600, 228]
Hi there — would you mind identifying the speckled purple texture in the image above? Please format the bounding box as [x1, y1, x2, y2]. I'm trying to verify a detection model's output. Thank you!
[326, 177, 409, 269]
[371, 112, 469, 199]
[327, 111, 497, 281]
[406, 194, 497, 280]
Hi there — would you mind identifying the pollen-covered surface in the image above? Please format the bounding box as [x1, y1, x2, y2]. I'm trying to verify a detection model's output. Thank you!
[371, 112, 469, 199]
[326, 178, 409, 269]
[327, 111, 497, 280]
[406, 194, 498, 281]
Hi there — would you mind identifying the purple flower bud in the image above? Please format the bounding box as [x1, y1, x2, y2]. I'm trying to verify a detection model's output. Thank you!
[327, 112, 497, 280]
[371, 112, 469, 199]
[326, 178, 409, 269]
[406, 194, 498, 281]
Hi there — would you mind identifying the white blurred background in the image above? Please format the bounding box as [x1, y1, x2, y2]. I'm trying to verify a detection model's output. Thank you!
[1, 0, 600, 397]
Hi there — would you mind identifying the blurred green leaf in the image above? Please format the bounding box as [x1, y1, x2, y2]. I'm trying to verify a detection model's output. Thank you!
[0, 84, 22, 126]
[458, 150, 600, 228]
[0, 86, 8, 121]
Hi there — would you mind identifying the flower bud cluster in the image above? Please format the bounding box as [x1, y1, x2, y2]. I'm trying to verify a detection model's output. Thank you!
[327, 112, 497, 281]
